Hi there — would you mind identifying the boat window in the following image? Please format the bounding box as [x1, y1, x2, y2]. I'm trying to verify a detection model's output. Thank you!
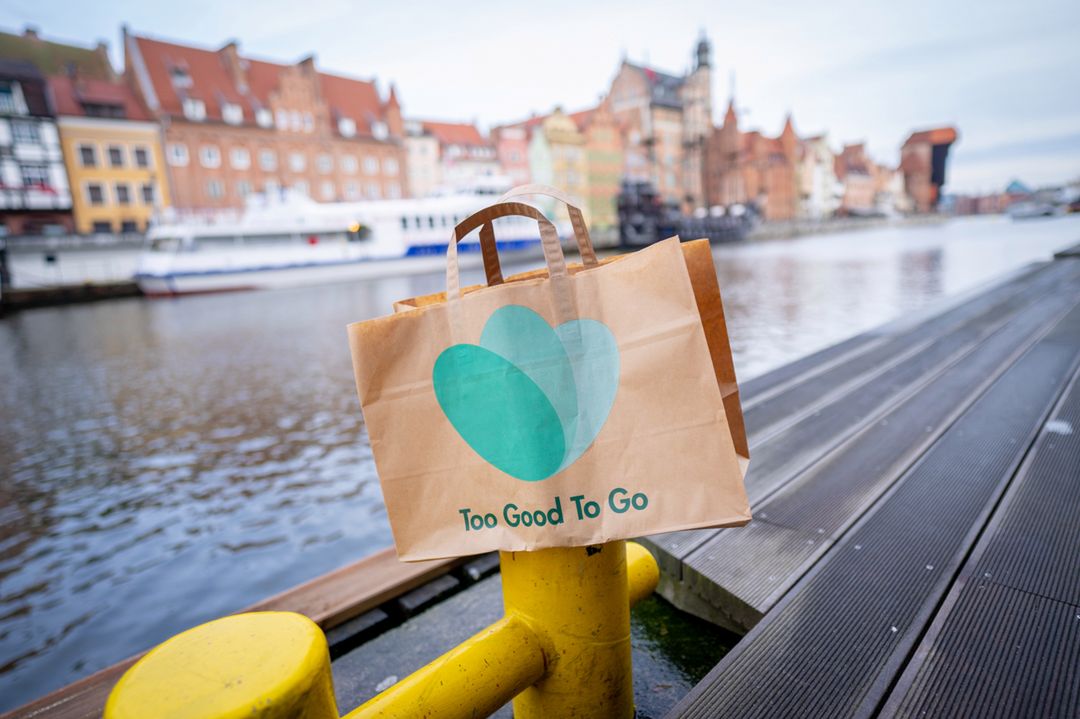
[400, 217, 408, 230]
[149, 237, 180, 252]
[414, 216, 422, 229]
[428, 216, 435, 229]
[440, 215, 448, 227]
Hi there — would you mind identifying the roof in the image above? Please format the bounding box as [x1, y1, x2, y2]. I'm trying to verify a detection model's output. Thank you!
[569, 107, 596, 131]
[131, 32, 391, 135]
[419, 120, 489, 148]
[624, 61, 685, 109]
[904, 127, 958, 147]
[133, 34, 245, 121]
[47, 73, 151, 120]
[0, 28, 113, 81]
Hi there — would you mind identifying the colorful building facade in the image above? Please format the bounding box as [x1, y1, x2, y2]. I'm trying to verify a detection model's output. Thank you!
[125, 29, 407, 211]
[571, 100, 624, 230]
[50, 72, 169, 234]
[607, 35, 712, 209]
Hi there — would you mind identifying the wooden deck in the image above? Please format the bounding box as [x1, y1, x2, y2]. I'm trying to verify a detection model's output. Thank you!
[662, 246, 1080, 717]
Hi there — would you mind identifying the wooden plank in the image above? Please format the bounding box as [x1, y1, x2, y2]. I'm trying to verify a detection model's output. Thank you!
[881, 368, 1080, 718]
[2, 549, 461, 719]
[669, 297, 1080, 718]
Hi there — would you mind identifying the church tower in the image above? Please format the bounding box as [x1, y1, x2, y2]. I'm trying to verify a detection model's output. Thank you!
[681, 32, 714, 209]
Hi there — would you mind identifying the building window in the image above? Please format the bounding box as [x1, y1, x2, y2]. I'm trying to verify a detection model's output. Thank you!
[344, 181, 358, 200]
[290, 110, 302, 132]
[92, 220, 113, 233]
[11, 120, 39, 144]
[133, 146, 151, 168]
[292, 180, 309, 197]
[0, 80, 25, 114]
[338, 118, 356, 138]
[78, 143, 97, 167]
[169, 66, 192, 89]
[255, 108, 273, 128]
[317, 154, 333, 174]
[259, 149, 277, 171]
[384, 157, 399, 176]
[366, 182, 381, 199]
[320, 180, 335, 200]
[120, 220, 138, 233]
[200, 145, 221, 168]
[167, 143, 189, 166]
[371, 121, 388, 140]
[341, 155, 358, 174]
[387, 182, 401, 199]
[265, 179, 280, 196]
[207, 180, 224, 199]
[182, 98, 206, 121]
[303, 113, 314, 133]
[141, 182, 156, 205]
[108, 145, 125, 168]
[230, 147, 251, 170]
[237, 180, 252, 197]
[20, 163, 50, 187]
[114, 182, 131, 205]
[276, 109, 288, 130]
[289, 152, 306, 172]
[86, 183, 106, 206]
[222, 102, 243, 125]
[363, 156, 378, 175]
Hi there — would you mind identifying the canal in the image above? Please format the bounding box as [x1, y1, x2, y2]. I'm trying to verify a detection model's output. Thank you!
[1, 214, 1078, 710]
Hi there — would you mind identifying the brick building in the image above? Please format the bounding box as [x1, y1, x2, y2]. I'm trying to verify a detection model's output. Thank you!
[607, 35, 713, 209]
[703, 100, 800, 221]
[404, 119, 498, 196]
[900, 127, 958, 213]
[124, 29, 406, 211]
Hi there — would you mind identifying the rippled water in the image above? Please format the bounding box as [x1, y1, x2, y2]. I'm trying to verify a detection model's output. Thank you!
[1, 214, 1078, 709]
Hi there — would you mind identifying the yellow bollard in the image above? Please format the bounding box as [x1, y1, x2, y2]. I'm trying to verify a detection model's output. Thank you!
[501, 540, 635, 718]
[105, 611, 338, 719]
[106, 543, 660, 719]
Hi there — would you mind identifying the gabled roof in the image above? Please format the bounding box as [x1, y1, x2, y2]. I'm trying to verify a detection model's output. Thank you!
[569, 107, 596, 131]
[624, 61, 685, 109]
[320, 71, 385, 136]
[132, 34, 245, 121]
[0, 28, 113, 81]
[903, 127, 958, 147]
[48, 73, 151, 120]
[419, 120, 489, 148]
[130, 31, 391, 136]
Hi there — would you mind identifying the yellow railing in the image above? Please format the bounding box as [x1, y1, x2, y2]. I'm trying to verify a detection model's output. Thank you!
[105, 541, 660, 719]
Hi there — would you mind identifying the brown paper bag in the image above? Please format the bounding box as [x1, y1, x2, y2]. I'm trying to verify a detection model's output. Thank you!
[349, 186, 750, 560]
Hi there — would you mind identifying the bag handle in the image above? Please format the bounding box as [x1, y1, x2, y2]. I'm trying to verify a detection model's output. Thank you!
[447, 201, 568, 304]
[497, 184, 599, 268]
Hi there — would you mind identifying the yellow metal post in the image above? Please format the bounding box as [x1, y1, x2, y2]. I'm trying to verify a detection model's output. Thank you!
[105, 611, 338, 719]
[501, 540, 635, 719]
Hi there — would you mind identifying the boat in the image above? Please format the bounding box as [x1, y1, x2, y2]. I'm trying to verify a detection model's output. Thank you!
[616, 180, 755, 248]
[135, 181, 548, 296]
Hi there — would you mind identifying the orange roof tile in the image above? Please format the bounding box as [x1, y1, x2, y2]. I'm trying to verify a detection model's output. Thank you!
[47, 74, 151, 120]
[419, 120, 488, 147]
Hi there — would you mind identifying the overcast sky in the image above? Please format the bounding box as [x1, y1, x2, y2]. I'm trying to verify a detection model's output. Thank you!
[3, 0, 1077, 193]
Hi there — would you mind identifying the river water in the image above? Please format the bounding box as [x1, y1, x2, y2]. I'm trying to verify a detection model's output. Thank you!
[1, 214, 1078, 709]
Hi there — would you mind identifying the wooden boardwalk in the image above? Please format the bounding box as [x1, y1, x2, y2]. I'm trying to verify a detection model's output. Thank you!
[661, 246, 1080, 717]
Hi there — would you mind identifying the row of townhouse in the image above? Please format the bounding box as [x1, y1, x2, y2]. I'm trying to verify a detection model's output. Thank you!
[0, 26, 407, 236]
[0, 25, 957, 238]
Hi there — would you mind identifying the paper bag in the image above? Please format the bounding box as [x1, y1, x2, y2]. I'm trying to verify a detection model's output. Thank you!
[348, 186, 750, 560]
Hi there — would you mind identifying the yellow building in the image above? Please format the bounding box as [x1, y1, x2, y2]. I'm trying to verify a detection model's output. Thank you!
[540, 106, 591, 221]
[51, 74, 170, 234]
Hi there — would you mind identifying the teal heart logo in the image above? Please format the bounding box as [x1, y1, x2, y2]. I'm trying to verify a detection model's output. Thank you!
[433, 305, 619, 481]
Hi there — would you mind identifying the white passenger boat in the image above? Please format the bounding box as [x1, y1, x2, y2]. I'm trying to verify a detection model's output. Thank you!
[136, 184, 549, 296]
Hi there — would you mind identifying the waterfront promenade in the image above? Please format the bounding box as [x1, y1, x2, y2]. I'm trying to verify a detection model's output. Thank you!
[8, 241, 1079, 718]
